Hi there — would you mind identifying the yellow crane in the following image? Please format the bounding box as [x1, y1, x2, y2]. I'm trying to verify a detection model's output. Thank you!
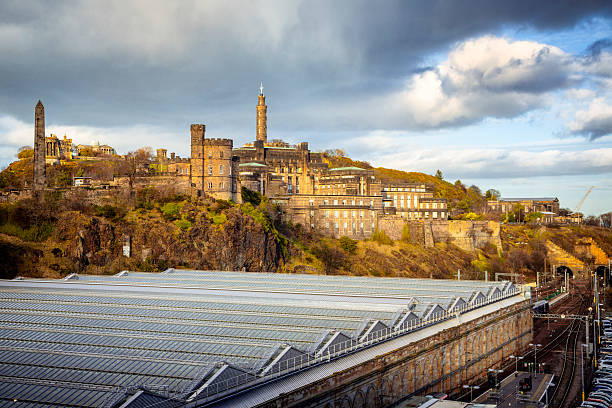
[575, 186, 595, 213]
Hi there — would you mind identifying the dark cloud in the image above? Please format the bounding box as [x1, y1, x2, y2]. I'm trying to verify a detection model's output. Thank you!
[586, 38, 612, 57]
[0, 0, 611, 149]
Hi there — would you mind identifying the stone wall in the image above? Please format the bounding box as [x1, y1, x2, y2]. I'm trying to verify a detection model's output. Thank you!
[377, 219, 501, 252]
[259, 297, 532, 408]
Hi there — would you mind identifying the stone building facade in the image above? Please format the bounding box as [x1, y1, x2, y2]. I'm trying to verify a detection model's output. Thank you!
[487, 197, 559, 216]
[381, 183, 447, 220]
[45, 134, 73, 164]
[190, 124, 240, 202]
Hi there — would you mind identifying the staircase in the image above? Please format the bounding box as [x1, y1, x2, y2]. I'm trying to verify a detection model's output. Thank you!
[546, 240, 584, 272]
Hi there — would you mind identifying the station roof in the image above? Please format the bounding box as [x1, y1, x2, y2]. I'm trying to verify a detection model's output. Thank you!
[0, 271, 519, 407]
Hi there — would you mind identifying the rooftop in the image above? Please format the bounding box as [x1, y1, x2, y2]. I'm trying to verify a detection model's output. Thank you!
[0, 271, 520, 407]
[328, 166, 367, 171]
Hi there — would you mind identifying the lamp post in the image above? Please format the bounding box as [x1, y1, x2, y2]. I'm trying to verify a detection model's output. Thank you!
[528, 343, 542, 374]
[463, 384, 480, 402]
[582, 343, 587, 402]
[509, 355, 524, 374]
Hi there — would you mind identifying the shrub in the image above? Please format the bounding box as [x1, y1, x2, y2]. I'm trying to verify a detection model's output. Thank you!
[401, 224, 411, 242]
[208, 212, 227, 225]
[93, 205, 125, 221]
[160, 202, 181, 220]
[339, 236, 357, 254]
[175, 219, 192, 230]
[371, 228, 393, 245]
[241, 187, 262, 206]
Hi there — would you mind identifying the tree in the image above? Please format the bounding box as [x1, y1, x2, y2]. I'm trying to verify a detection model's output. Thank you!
[435, 169, 443, 179]
[485, 189, 501, 200]
[17, 146, 34, 160]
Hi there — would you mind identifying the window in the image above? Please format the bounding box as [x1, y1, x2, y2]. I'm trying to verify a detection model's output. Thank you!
[208, 151, 212, 159]
[343, 222, 347, 229]
[309, 200, 314, 206]
[342, 200, 347, 205]
[324, 200, 329, 205]
[208, 166, 213, 175]
[325, 210, 330, 218]
[207, 182, 213, 189]
[219, 151, 223, 158]
[334, 210, 339, 218]
[219, 182, 224, 189]
[334, 222, 339, 229]
[310, 210, 314, 216]
[219, 164, 223, 175]
[343, 210, 348, 218]
[441, 212, 445, 218]
[333, 200, 338, 205]
[433, 212, 437, 219]
[325, 222, 329, 228]
[352, 210, 356, 217]
[360, 210, 364, 217]
[359, 200, 363, 206]
[351, 200, 355, 205]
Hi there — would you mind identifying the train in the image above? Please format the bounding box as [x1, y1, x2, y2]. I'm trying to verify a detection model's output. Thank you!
[532, 300, 549, 314]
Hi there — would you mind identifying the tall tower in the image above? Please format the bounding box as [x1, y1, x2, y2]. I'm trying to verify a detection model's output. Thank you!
[256, 82, 267, 143]
[190, 124, 206, 193]
[33, 100, 46, 191]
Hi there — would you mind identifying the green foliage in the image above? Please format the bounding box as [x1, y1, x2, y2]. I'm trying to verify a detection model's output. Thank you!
[160, 202, 181, 220]
[311, 240, 347, 274]
[241, 187, 262, 206]
[485, 189, 500, 200]
[0, 221, 54, 242]
[435, 169, 443, 179]
[174, 219, 192, 230]
[339, 236, 357, 254]
[17, 148, 33, 160]
[525, 212, 543, 223]
[371, 228, 393, 245]
[460, 212, 482, 220]
[241, 203, 273, 232]
[135, 187, 157, 210]
[212, 199, 233, 212]
[56, 170, 72, 187]
[471, 253, 491, 272]
[93, 204, 125, 221]
[208, 212, 227, 225]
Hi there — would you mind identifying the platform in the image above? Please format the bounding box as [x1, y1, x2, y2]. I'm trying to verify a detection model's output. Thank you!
[475, 372, 554, 407]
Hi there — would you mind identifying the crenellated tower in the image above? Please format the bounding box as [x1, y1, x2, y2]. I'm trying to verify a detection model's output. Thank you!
[190, 123, 239, 202]
[256, 82, 267, 143]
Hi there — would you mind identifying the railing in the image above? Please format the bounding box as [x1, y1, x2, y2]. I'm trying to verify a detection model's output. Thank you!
[186, 287, 522, 404]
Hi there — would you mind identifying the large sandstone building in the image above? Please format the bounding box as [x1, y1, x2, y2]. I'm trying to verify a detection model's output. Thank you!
[186, 85, 448, 238]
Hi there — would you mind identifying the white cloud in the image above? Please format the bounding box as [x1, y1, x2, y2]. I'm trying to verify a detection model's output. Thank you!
[370, 146, 612, 179]
[0, 114, 187, 167]
[568, 98, 612, 140]
[387, 36, 573, 128]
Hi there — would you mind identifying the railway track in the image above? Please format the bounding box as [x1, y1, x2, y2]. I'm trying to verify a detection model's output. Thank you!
[536, 279, 589, 408]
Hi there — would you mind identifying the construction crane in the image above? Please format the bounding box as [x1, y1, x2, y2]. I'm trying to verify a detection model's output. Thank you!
[575, 185, 595, 213]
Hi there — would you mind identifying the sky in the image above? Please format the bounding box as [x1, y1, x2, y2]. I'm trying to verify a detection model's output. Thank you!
[1, 1, 611, 215]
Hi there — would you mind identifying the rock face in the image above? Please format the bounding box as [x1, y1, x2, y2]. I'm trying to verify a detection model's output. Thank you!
[52, 207, 285, 274]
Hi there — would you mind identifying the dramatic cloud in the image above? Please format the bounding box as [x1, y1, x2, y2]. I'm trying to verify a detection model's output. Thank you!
[389, 36, 573, 128]
[376, 146, 612, 179]
[569, 98, 612, 140]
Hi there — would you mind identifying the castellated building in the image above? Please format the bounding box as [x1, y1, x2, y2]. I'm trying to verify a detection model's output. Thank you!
[186, 86, 448, 238]
[190, 124, 240, 202]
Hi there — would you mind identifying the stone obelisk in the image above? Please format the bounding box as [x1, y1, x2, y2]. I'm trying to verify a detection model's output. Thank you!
[33, 100, 46, 192]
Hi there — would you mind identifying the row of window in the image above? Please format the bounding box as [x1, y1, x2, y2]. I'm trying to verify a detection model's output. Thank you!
[207, 182, 225, 190]
[309, 199, 375, 206]
[322, 221, 375, 230]
[399, 211, 446, 219]
[208, 164, 231, 175]
[320, 210, 375, 218]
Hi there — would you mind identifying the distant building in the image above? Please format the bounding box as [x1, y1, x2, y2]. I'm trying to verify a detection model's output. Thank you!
[45, 134, 73, 164]
[185, 85, 449, 238]
[487, 197, 559, 216]
[76, 141, 116, 157]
